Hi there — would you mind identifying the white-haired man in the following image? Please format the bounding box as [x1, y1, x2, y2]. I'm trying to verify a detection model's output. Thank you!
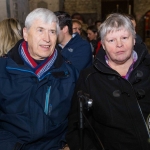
[0, 8, 78, 150]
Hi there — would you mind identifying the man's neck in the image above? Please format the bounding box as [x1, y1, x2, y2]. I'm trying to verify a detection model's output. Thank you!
[60, 34, 72, 48]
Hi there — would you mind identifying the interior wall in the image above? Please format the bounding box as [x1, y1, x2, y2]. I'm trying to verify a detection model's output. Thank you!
[29, 0, 60, 12]
[134, 0, 150, 41]
[64, 0, 101, 25]
[0, 0, 150, 46]
[0, 0, 9, 21]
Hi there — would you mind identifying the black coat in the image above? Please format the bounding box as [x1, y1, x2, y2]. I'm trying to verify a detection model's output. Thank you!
[66, 42, 150, 150]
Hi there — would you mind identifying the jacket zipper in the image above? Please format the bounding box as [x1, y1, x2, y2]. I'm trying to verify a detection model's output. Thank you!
[44, 86, 52, 116]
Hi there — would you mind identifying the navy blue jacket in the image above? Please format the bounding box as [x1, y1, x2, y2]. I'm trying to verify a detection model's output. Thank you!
[0, 40, 78, 150]
[57, 33, 92, 72]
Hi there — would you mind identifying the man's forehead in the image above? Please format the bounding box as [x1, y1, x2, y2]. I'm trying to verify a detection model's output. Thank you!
[32, 19, 57, 28]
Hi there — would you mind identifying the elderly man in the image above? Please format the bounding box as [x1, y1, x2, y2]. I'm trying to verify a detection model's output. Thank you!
[0, 8, 78, 150]
[66, 13, 150, 150]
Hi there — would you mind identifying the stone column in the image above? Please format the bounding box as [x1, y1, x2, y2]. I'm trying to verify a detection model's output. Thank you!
[0, 0, 8, 21]
[134, 0, 150, 41]
[95, 0, 102, 20]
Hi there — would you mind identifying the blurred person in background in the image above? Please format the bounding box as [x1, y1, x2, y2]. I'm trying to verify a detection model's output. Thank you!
[72, 19, 87, 39]
[71, 13, 88, 35]
[87, 25, 101, 57]
[125, 14, 143, 44]
[95, 20, 102, 30]
[72, 19, 82, 35]
[0, 18, 22, 57]
[55, 11, 92, 72]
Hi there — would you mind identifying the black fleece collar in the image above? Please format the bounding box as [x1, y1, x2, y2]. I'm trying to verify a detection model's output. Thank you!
[95, 42, 148, 66]
[93, 42, 149, 75]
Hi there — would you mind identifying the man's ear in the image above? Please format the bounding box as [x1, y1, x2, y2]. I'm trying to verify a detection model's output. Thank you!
[62, 25, 68, 33]
[23, 27, 28, 41]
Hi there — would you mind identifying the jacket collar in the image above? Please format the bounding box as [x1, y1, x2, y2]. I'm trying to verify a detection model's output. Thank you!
[8, 39, 64, 69]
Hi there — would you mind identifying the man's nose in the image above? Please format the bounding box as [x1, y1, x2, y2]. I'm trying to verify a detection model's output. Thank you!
[43, 31, 50, 42]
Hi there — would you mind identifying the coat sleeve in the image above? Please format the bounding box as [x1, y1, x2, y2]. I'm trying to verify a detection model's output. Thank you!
[69, 41, 92, 72]
[0, 129, 23, 150]
[66, 71, 100, 150]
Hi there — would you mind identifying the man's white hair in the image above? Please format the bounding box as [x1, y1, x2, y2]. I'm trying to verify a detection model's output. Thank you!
[25, 8, 60, 34]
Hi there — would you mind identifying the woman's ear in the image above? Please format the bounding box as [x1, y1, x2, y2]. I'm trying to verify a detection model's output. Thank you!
[101, 42, 105, 50]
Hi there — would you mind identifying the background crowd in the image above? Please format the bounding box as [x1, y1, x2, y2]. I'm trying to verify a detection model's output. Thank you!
[0, 7, 149, 150]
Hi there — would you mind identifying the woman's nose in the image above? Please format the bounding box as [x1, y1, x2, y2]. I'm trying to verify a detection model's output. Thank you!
[116, 39, 123, 47]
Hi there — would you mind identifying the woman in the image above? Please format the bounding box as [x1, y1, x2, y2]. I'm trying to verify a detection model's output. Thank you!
[87, 25, 101, 57]
[66, 13, 150, 150]
[0, 18, 22, 56]
[72, 19, 82, 35]
[72, 19, 87, 39]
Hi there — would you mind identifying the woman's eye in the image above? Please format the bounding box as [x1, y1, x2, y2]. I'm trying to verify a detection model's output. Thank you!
[109, 40, 114, 42]
[123, 37, 128, 39]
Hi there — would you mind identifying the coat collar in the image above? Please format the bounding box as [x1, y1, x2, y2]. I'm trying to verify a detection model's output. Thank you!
[94, 42, 148, 75]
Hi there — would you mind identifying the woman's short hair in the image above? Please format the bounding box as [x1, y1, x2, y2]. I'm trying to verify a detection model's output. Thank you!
[0, 18, 22, 56]
[87, 25, 98, 34]
[71, 13, 85, 23]
[25, 8, 60, 34]
[72, 19, 82, 27]
[99, 13, 135, 43]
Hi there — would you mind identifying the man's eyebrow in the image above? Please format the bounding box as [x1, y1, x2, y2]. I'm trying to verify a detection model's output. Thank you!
[49, 29, 56, 31]
[36, 27, 56, 31]
[37, 27, 44, 29]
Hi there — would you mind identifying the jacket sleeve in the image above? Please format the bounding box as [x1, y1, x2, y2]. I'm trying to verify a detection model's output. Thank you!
[70, 42, 92, 72]
[66, 71, 100, 150]
[0, 129, 23, 150]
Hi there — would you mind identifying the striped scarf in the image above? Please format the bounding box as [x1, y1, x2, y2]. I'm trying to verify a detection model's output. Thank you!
[19, 41, 57, 78]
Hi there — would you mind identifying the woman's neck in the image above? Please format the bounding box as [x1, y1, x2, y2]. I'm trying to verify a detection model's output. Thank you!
[108, 58, 133, 76]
